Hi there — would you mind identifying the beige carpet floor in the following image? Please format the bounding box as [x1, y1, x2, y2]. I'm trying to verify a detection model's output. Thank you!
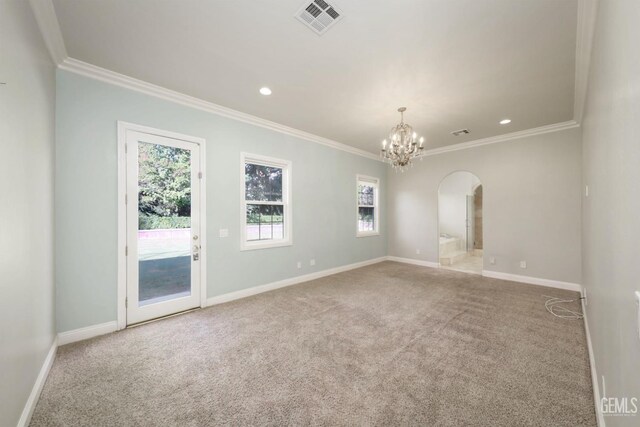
[31, 261, 596, 426]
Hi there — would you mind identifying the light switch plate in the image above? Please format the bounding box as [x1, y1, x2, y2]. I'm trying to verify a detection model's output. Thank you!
[520, 261, 527, 269]
[219, 228, 229, 238]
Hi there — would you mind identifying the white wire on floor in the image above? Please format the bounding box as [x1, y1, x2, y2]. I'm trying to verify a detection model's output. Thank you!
[543, 295, 584, 319]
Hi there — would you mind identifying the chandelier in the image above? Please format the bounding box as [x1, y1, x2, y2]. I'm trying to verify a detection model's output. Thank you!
[380, 107, 425, 171]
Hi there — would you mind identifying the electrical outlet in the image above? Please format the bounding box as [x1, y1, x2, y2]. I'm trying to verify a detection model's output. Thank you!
[520, 261, 527, 269]
[297, 261, 302, 269]
[310, 259, 316, 266]
[219, 228, 229, 238]
[490, 257, 496, 265]
[416, 249, 421, 255]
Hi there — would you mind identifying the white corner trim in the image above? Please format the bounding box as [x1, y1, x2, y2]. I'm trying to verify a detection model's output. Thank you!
[582, 297, 606, 426]
[116, 122, 127, 331]
[207, 257, 387, 306]
[385, 256, 440, 269]
[481, 270, 582, 292]
[17, 337, 57, 427]
[28, 0, 68, 65]
[573, 0, 599, 124]
[419, 120, 580, 158]
[58, 58, 381, 162]
[57, 321, 118, 346]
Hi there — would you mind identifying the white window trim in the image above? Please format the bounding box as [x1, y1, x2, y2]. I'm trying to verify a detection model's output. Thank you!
[356, 174, 380, 237]
[240, 152, 292, 250]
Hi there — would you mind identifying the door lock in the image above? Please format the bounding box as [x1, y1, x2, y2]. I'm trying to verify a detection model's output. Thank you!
[193, 244, 200, 261]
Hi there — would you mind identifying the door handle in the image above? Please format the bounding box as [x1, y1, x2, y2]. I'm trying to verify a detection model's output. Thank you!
[193, 244, 200, 261]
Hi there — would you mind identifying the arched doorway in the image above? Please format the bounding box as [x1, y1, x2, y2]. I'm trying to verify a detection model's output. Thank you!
[438, 171, 483, 274]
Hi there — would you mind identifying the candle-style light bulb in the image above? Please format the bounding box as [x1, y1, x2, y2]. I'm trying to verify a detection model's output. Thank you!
[419, 136, 425, 147]
[382, 139, 387, 148]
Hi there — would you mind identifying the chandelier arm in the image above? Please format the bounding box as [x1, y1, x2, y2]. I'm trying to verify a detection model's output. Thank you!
[380, 107, 423, 171]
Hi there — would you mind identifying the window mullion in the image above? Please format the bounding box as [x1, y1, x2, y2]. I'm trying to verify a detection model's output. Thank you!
[243, 154, 291, 249]
[244, 200, 285, 206]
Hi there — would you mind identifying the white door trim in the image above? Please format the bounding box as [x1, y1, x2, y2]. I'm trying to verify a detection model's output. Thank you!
[117, 121, 207, 330]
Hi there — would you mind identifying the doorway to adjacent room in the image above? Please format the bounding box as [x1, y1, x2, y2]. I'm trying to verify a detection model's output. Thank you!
[438, 171, 483, 274]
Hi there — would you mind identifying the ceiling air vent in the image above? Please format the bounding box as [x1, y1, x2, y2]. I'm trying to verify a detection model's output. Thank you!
[295, 0, 343, 35]
[451, 129, 470, 136]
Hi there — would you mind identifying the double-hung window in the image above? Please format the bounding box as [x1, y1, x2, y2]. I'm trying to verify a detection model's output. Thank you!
[357, 175, 379, 236]
[241, 153, 292, 250]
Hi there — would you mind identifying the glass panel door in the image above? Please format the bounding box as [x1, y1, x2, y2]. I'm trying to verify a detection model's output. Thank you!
[126, 131, 201, 325]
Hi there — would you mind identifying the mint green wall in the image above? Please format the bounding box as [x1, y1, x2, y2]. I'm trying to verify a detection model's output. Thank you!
[56, 70, 387, 333]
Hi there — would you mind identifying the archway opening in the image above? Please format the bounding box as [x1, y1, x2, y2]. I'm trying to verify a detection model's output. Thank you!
[438, 171, 483, 274]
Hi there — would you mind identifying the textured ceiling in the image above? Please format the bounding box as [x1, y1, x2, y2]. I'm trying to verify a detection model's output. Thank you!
[53, 0, 578, 153]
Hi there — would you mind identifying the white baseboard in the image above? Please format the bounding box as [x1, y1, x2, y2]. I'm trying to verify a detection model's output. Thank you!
[17, 338, 57, 427]
[57, 321, 118, 346]
[384, 256, 581, 292]
[481, 270, 582, 292]
[385, 256, 440, 268]
[207, 256, 387, 306]
[582, 296, 605, 426]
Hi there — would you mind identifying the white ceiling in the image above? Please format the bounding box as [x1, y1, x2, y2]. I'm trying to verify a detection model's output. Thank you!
[52, 0, 578, 153]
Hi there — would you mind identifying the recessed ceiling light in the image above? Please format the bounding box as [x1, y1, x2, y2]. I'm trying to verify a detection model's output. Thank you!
[259, 87, 272, 96]
[499, 119, 511, 125]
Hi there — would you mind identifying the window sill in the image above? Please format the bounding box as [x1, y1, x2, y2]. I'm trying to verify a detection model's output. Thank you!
[356, 232, 380, 238]
[240, 240, 292, 251]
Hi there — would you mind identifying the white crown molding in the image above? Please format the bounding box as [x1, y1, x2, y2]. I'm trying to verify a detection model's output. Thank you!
[60, 56, 582, 161]
[58, 58, 381, 161]
[28, 0, 68, 65]
[419, 120, 580, 158]
[33, 0, 589, 160]
[573, 0, 599, 124]
[29, 1, 380, 162]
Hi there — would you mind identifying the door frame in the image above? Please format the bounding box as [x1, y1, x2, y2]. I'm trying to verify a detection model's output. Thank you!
[436, 170, 483, 275]
[117, 121, 207, 330]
